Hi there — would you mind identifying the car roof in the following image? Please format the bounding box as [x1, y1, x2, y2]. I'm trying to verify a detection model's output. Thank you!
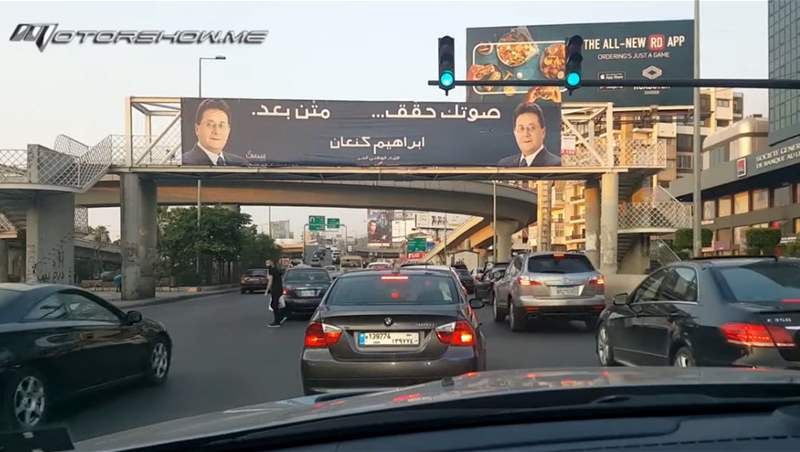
[675, 256, 789, 268]
[335, 269, 454, 279]
[0, 283, 86, 323]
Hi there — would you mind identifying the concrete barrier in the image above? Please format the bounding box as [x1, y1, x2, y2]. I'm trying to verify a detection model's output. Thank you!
[605, 274, 646, 303]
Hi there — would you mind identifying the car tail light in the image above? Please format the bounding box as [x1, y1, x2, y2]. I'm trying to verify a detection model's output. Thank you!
[282, 288, 288, 295]
[436, 320, 475, 346]
[720, 323, 796, 348]
[517, 276, 542, 286]
[381, 275, 408, 281]
[589, 276, 605, 293]
[304, 322, 342, 348]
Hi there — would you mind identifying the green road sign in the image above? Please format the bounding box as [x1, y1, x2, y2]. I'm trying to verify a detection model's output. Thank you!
[407, 237, 427, 253]
[309, 215, 326, 231]
[327, 218, 340, 229]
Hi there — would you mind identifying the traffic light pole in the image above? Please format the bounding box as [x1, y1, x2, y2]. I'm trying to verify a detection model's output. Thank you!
[427, 78, 800, 89]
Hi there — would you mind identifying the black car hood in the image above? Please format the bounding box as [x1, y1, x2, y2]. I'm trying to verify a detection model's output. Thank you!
[75, 367, 800, 451]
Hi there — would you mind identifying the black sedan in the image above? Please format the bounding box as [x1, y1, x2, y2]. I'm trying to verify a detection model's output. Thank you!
[597, 257, 800, 369]
[301, 269, 487, 394]
[282, 267, 332, 317]
[0, 283, 172, 431]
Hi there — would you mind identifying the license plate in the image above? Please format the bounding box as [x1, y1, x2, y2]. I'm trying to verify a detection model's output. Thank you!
[298, 290, 316, 297]
[358, 332, 420, 346]
[551, 286, 581, 296]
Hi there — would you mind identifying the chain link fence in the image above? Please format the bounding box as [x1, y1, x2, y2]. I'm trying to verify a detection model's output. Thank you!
[619, 201, 692, 231]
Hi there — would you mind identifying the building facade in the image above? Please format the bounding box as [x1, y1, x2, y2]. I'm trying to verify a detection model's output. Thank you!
[667, 1, 800, 254]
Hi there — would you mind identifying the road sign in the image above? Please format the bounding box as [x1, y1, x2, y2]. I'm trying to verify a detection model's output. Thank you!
[309, 215, 326, 231]
[407, 237, 427, 253]
[407, 251, 426, 260]
[327, 218, 340, 229]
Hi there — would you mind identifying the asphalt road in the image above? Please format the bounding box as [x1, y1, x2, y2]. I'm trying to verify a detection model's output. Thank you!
[63, 291, 598, 442]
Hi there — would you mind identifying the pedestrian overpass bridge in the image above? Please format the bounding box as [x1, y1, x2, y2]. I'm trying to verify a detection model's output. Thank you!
[0, 98, 693, 299]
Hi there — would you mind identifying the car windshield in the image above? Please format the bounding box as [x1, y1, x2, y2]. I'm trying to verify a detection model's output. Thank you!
[528, 255, 594, 273]
[5, 0, 791, 447]
[285, 270, 331, 283]
[715, 262, 800, 302]
[327, 274, 458, 305]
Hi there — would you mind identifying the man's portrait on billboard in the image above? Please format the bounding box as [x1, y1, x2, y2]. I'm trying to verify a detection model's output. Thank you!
[182, 98, 246, 166]
[497, 101, 561, 167]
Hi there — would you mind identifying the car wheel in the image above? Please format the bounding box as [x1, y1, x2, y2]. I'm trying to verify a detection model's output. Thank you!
[146, 338, 171, 384]
[2, 368, 48, 431]
[672, 346, 695, 368]
[241, 288, 246, 294]
[597, 324, 617, 366]
[508, 300, 525, 332]
[491, 292, 505, 322]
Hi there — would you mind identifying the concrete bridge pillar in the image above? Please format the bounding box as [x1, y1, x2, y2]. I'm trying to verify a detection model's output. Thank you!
[121, 174, 157, 300]
[600, 172, 619, 275]
[0, 240, 8, 282]
[495, 220, 517, 262]
[26, 192, 75, 284]
[584, 178, 601, 269]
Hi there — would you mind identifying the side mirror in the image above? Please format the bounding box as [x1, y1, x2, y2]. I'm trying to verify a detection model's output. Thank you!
[126, 310, 143, 324]
[469, 299, 486, 310]
[613, 293, 629, 306]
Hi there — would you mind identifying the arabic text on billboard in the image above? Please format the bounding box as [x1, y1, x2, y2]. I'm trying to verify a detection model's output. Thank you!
[180, 97, 561, 168]
[368, 210, 393, 247]
[466, 20, 693, 107]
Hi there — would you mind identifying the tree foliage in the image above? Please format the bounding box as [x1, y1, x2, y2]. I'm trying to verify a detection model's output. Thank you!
[672, 228, 713, 252]
[158, 206, 257, 285]
[240, 226, 282, 270]
[745, 228, 781, 255]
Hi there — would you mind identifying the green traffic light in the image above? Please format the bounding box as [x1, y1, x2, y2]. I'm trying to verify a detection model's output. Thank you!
[566, 71, 581, 88]
[440, 70, 454, 88]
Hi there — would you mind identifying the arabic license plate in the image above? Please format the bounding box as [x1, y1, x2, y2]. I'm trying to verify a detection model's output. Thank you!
[551, 286, 581, 296]
[298, 290, 316, 297]
[358, 332, 420, 346]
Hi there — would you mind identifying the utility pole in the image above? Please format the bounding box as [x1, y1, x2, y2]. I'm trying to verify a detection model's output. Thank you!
[692, 0, 703, 257]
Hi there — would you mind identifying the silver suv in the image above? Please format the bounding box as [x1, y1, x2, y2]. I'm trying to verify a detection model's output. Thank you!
[492, 252, 605, 331]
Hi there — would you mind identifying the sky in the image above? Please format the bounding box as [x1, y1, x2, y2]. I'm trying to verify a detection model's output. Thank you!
[0, 0, 769, 240]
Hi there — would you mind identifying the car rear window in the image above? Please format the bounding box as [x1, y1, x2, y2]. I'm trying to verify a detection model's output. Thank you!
[714, 262, 800, 303]
[245, 270, 267, 277]
[527, 254, 594, 273]
[285, 270, 331, 283]
[326, 274, 458, 305]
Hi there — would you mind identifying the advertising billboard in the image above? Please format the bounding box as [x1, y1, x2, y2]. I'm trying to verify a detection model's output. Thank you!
[367, 209, 393, 246]
[180, 97, 561, 167]
[466, 20, 693, 107]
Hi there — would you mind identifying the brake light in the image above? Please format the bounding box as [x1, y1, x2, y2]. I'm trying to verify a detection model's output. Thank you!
[381, 275, 408, 281]
[304, 322, 343, 348]
[436, 320, 475, 346]
[720, 323, 796, 348]
[517, 276, 542, 286]
[282, 288, 288, 295]
[589, 276, 605, 293]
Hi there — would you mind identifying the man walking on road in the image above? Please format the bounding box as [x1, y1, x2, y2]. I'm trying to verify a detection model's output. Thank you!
[265, 259, 286, 327]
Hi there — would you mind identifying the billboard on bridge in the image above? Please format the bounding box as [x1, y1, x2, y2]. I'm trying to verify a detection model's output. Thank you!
[179, 97, 561, 168]
[367, 209, 393, 247]
[466, 20, 693, 107]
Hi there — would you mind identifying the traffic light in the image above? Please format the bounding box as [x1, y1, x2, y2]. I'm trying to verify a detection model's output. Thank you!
[564, 35, 583, 94]
[438, 35, 455, 94]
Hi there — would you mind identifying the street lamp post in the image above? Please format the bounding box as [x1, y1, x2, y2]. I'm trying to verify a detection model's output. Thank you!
[303, 223, 308, 263]
[196, 56, 226, 277]
[198, 55, 226, 97]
